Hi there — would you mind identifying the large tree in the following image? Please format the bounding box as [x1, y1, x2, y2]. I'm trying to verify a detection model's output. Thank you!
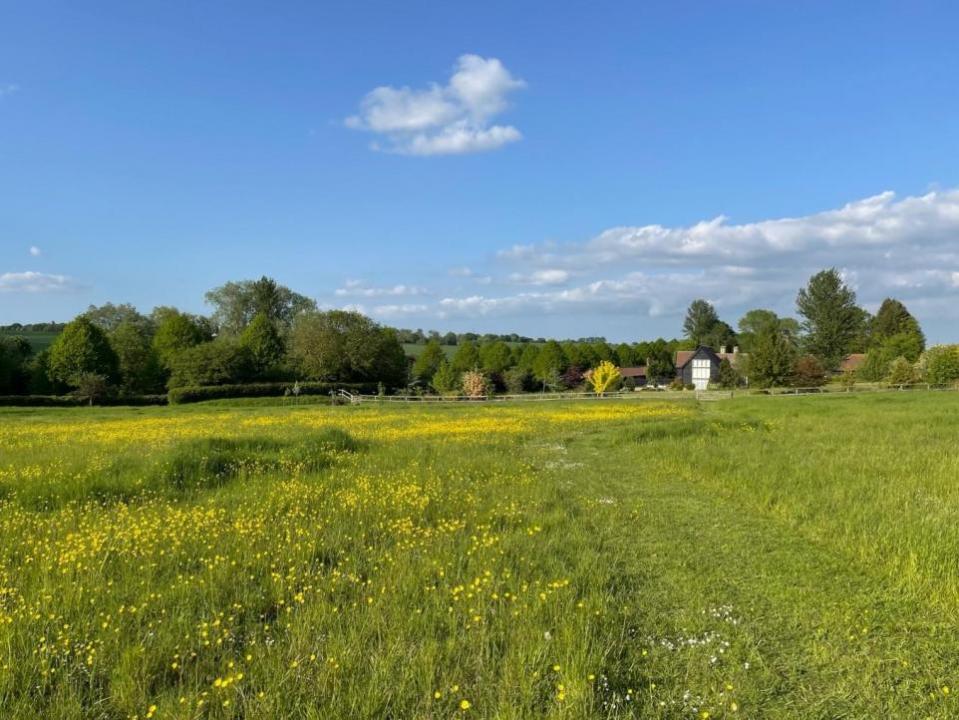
[683, 299, 720, 346]
[745, 322, 797, 388]
[411, 340, 447, 383]
[239, 312, 285, 376]
[479, 341, 513, 375]
[796, 269, 865, 370]
[737, 309, 800, 352]
[289, 310, 406, 386]
[205, 276, 316, 335]
[83, 302, 152, 334]
[47, 317, 119, 388]
[450, 340, 480, 373]
[110, 321, 164, 394]
[152, 310, 212, 368]
[869, 298, 925, 361]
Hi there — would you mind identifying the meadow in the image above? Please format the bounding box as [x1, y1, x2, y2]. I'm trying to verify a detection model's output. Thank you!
[1, 393, 958, 718]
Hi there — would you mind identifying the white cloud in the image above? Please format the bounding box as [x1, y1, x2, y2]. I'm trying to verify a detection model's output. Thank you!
[346, 55, 525, 155]
[29, 246, 41, 257]
[508, 269, 571, 285]
[334, 280, 428, 298]
[351, 188, 959, 340]
[0, 271, 77, 293]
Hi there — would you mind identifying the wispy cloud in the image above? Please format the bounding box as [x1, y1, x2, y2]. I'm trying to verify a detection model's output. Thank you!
[334, 279, 428, 298]
[0, 271, 79, 293]
[28, 246, 41, 257]
[346, 55, 525, 155]
[0, 83, 19, 100]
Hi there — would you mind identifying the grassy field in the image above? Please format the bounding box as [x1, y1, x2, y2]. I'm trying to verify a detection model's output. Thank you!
[0, 329, 60, 354]
[1, 394, 959, 718]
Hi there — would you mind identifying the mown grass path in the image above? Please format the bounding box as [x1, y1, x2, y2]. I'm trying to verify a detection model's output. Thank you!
[0, 394, 957, 718]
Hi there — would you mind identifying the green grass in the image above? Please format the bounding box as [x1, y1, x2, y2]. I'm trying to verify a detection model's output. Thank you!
[0, 329, 60, 353]
[1, 393, 958, 718]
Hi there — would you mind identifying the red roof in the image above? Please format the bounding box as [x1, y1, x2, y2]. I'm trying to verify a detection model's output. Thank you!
[840, 353, 866, 372]
[619, 366, 647, 378]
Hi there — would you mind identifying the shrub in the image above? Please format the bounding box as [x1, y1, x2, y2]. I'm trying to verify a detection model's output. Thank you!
[430, 360, 459, 395]
[168, 341, 253, 389]
[669, 377, 684, 391]
[886, 356, 918, 385]
[461, 370, 489, 398]
[923, 345, 959, 386]
[73, 372, 112, 406]
[586, 360, 621, 394]
[503, 367, 530, 394]
[792, 355, 827, 387]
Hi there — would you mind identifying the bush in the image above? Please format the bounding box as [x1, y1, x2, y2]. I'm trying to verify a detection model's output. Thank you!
[168, 340, 254, 389]
[669, 377, 684, 391]
[886, 356, 918, 385]
[792, 355, 827, 387]
[168, 381, 376, 405]
[923, 345, 959, 386]
[503, 367, 530, 394]
[0, 394, 167, 407]
[461, 370, 489, 398]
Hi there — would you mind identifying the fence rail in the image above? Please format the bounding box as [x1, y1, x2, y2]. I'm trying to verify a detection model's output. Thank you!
[327, 382, 957, 406]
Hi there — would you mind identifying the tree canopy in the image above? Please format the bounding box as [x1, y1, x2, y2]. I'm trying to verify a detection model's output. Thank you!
[205, 276, 316, 335]
[796, 269, 865, 370]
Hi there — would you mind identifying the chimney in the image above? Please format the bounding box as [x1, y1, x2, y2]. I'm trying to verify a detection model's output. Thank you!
[720, 345, 727, 354]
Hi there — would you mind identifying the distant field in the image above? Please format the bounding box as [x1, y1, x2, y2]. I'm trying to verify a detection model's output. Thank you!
[401, 341, 540, 359]
[0, 330, 59, 353]
[1, 393, 959, 718]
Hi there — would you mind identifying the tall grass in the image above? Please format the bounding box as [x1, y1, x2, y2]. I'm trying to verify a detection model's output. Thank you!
[0, 395, 957, 717]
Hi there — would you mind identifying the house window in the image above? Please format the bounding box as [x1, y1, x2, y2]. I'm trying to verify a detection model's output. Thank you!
[691, 358, 711, 389]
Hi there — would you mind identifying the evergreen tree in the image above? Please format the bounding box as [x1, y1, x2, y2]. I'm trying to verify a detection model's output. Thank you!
[796, 269, 865, 370]
[869, 298, 925, 361]
[683, 299, 720, 345]
[746, 323, 797, 388]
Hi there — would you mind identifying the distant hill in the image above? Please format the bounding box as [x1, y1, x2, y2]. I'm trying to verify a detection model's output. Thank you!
[0, 329, 61, 354]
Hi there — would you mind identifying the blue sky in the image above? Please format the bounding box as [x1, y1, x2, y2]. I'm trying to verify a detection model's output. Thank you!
[2, 1, 959, 341]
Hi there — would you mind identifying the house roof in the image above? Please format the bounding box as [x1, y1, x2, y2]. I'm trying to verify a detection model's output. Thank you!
[619, 366, 647, 378]
[840, 353, 866, 372]
[675, 346, 747, 369]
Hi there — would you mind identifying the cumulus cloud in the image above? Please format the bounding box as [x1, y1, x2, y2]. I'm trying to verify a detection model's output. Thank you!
[346, 55, 525, 155]
[0, 271, 77, 293]
[29, 246, 41, 257]
[439, 189, 959, 330]
[337, 188, 959, 342]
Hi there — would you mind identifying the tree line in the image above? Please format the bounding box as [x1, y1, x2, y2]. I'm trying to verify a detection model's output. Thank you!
[2, 268, 957, 401]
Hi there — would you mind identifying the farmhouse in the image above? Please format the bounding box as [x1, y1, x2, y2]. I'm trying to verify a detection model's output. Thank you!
[675, 345, 746, 390]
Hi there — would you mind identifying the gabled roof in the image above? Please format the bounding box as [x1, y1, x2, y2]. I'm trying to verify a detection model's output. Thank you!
[619, 366, 647, 378]
[675, 346, 748, 369]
